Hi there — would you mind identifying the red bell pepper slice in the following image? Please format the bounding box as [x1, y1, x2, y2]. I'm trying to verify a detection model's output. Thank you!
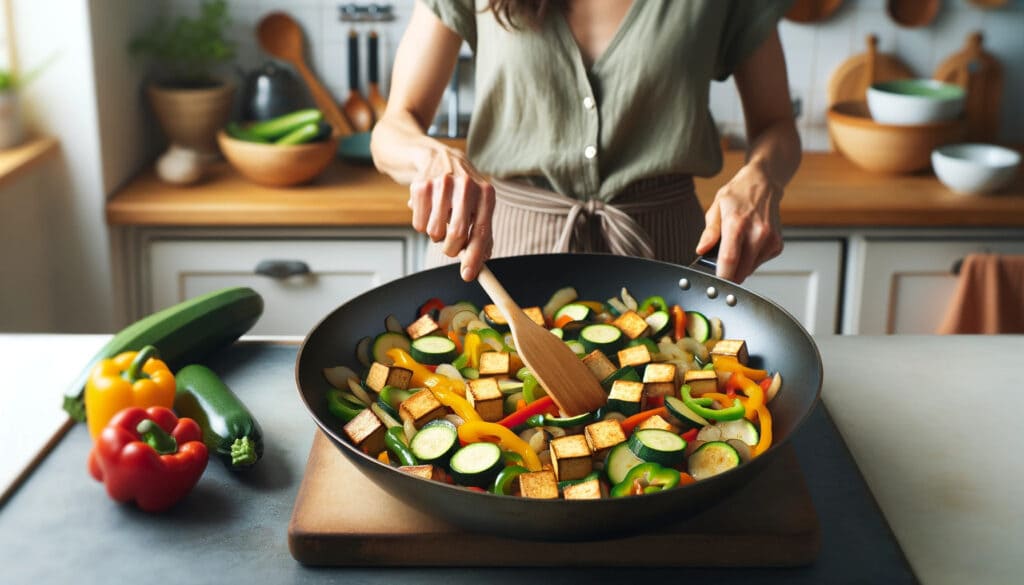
[497, 395, 557, 429]
[681, 427, 699, 442]
[671, 305, 686, 341]
[88, 406, 208, 512]
[418, 297, 446, 317]
[621, 406, 669, 436]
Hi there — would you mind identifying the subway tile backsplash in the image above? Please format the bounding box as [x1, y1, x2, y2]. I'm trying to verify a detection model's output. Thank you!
[178, 0, 1024, 150]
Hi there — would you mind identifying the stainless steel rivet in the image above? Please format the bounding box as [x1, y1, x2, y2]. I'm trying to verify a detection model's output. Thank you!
[706, 286, 718, 299]
[725, 294, 737, 306]
[678, 278, 690, 290]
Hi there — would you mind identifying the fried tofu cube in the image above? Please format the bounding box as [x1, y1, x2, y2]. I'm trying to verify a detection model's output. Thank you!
[712, 339, 749, 364]
[684, 369, 719, 396]
[523, 306, 546, 327]
[563, 477, 603, 500]
[343, 408, 385, 456]
[582, 350, 617, 382]
[399, 389, 446, 429]
[406, 313, 440, 340]
[365, 362, 413, 392]
[549, 435, 593, 482]
[643, 362, 677, 398]
[637, 414, 676, 432]
[518, 470, 559, 499]
[478, 352, 511, 376]
[482, 304, 507, 327]
[607, 379, 645, 415]
[612, 310, 650, 340]
[584, 419, 627, 458]
[617, 344, 652, 368]
[466, 378, 504, 422]
[399, 465, 446, 482]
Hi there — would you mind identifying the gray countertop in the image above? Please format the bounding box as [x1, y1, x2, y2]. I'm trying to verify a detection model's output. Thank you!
[2, 335, 1020, 583]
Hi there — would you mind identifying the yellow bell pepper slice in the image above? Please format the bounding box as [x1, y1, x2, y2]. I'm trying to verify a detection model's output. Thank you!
[752, 403, 773, 457]
[458, 420, 541, 471]
[386, 348, 480, 421]
[712, 354, 767, 382]
[732, 372, 765, 421]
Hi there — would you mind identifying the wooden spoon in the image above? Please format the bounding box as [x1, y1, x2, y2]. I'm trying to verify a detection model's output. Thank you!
[343, 29, 374, 133]
[257, 12, 353, 136]
[476, 265, 607, 416]
[366, 30, 388, 122]
[887, 0, 939, 28]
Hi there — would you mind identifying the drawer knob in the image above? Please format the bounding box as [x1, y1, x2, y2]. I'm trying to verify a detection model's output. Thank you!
[255, 259, 311, 279]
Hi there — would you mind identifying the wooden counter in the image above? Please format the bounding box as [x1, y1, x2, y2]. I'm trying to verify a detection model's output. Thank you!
[106, 150, 1024, 228]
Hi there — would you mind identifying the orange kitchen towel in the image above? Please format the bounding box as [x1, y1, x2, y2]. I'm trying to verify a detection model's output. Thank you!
[937, 254, 1024, 334]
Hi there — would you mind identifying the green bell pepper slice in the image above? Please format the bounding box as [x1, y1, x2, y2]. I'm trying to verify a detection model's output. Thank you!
[491, 464, 529, 495]
[681, 384, 746, 421]
[384, 427, 418, 467]
[638, 295, 668, 314]
[326, 389, 365, 422]
[610, 462, 679, 497]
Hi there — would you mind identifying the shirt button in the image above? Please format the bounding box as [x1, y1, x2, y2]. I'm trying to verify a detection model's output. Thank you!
[583, 96, 596, 110]
[584, 145, 597, 159]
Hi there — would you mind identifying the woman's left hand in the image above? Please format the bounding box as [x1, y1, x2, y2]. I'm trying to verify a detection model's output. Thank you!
[695, 160, 783, 284]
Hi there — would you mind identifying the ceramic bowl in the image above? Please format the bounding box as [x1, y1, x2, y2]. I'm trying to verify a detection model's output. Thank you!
[931, 143, 1021, 194]
[827, 101, 967, 174]
[866, 79, 965, 125]
[218, 130, 340, 187]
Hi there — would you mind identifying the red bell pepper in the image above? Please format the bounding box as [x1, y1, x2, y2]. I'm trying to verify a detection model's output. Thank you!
[681, 428, 699, 442]
[88, 406, 208, 512]
[671, 305, 686, 341]
[621, 406, 669, 436]
[418, 297, 446, 317]
[496, 395, 557, 429]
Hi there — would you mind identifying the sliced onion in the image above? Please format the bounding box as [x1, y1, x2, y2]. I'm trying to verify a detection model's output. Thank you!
[444, 414, 465, 427]
[710, 317, 724, 341]
[696, 425, 722, 442]
[727, 439, 753, 462]
[436, 304, 462, 331]
[528, 429, 550, 453]
[347, 378, 374, 406]
[685, 439, 705, 457]
[677, 337, 709, 363]
[542, 286, 578, 321]
[466, 319, 488, 332]
[322, 365, 359, 389]
[620, 287, 638, 311]
[404, 417, 418, 443]
[384, 314, 404, 333]
[449, 310, 478, 334]
[765, 372, 783, 403]
[435, 363, 464, 382]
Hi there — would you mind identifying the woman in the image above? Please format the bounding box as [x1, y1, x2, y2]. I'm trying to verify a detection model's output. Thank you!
[371, 0, 801, 284]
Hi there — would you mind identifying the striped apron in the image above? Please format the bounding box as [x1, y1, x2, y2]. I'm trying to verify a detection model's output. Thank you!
[423, 175, 705, 269]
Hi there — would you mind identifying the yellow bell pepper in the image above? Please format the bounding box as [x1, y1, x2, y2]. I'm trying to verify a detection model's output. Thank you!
[732, 372, 765, 421]
[463, 332, 485, 370]
[752, 403, 773, 457]
[385, 348, 480, 421]
[457, 421, 541, 471]
[712, 354, 767, 382]
[85, 346, 176, 440]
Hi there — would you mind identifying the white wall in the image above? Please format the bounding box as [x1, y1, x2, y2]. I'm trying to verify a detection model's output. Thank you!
[0, 0, 157, 333]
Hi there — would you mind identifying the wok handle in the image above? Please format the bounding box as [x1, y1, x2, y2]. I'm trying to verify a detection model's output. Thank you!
[689, 243, 719, 274]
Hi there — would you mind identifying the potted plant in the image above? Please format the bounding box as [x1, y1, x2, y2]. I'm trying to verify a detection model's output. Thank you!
[131, 0, 237, 159]
[0, 69, 25, 149]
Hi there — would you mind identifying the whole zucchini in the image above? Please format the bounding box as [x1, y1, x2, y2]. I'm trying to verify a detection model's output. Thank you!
[62, 287, 264, 421]
[174, 364, 264, 469]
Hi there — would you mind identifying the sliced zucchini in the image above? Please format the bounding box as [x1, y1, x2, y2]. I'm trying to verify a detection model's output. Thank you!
[409, 335, 458, 365]
[372, 332, 411, 365]
[664, 396, 710, 431]
[549, 328, 564, 339]
[554, 303, 592, 323]
[628, 429, 687, 467]
[409, 419, 459, 465]
[715, 418, 760, 447]
[687, 441, 741, 481]
[600, 366, 641, 392]
[379, 385, 412, 411]
[449, 442, 504, 487]
[565, 340, 586, 357]
[497, 379, 524, 395]
[481, 304, 510, 332]
[685, 311, 711, 342]
[542, 286, 579, 322]
[579, 323, 624, 354]
[644, 310, 671, 338]
[605, 442, 645, 485]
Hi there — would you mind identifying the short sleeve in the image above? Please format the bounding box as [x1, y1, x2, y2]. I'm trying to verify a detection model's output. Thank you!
[713, 0, 793, 81]
[420, 0, 478, 49]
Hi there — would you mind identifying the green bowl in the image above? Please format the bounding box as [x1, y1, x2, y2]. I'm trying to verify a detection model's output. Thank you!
[338, 131, 373, 165]
[867, 79, 965, 126]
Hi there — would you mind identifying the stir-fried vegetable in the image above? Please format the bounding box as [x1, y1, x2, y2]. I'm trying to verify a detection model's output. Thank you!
[324, 286, 782, 499]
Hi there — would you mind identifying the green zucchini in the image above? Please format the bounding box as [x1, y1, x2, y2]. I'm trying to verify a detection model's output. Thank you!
[174, 364, 264, 469]
[62, 287, 263, 421]
[553, 303, 592, 323]
[604, 442, 645, 485]
[274, 122, 321, 146]
[628, 429, 686, 467]
[579, 323, 624, 354]
[372, 332, 411, 364]
[225, 122, 270, 143]
[409, 335, 458, 365]
[644, 310, 671, 338]
[246, 108, 323, 141]
[409, 419, 459, 465]
[664, 396, 710, 431]
[687, 441, 741, 480]
[449, 442, 504, 487]
[686, 311, 711, 342]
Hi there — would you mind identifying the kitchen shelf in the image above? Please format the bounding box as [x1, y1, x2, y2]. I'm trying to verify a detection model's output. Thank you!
[0, 136, 59, 190]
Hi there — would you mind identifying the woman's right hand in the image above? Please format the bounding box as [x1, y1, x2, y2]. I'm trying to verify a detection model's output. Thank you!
[409, 144, 496, 281]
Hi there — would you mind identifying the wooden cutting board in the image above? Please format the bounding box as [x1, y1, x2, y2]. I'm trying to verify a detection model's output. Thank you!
[288, 431, 821, 567]
[933, 32, 1003, 142]
[828, 34, 914, 108]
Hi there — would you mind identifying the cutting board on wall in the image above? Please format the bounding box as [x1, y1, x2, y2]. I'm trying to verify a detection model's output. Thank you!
[934, 32, 1004, 143]
[288, 431, 821, 567]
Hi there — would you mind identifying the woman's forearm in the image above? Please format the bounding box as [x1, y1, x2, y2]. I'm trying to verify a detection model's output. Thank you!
[370, 112, 452, 185]
[745, 117, 802, 193]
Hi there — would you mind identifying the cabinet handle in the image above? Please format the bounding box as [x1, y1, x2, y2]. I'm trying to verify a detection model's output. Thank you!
[255, 260, 311, 279]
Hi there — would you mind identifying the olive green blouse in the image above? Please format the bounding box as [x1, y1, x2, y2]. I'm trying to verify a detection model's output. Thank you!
[422, 0, 792, 201]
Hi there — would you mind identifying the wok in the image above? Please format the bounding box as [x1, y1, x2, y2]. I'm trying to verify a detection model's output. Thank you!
[295, 254, 822, 541]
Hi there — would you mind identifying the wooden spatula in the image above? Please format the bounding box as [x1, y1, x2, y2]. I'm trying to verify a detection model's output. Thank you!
[476, 265, 607, 416]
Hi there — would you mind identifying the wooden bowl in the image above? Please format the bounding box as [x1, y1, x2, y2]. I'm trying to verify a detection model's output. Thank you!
[827, 101, 967, 174]
[217, 130, 340, 187]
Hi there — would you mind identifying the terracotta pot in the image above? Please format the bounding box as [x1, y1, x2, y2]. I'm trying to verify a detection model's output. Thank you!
[146, 80, 236, 158]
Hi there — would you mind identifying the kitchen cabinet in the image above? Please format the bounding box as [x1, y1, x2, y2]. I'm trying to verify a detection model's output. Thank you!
[120, 227, 421, 336]
[742, 238, 843, 335]
[843, 231, 1024, 334]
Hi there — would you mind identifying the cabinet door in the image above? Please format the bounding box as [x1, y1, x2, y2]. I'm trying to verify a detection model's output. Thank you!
[742, 240, 843, 335]
[148, 239, 406, 336]
[849, 239, 1024, 335]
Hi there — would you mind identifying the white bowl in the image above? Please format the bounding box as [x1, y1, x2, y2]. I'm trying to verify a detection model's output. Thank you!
[931, 143, 1021, 194]
[867, 79, 965, 125]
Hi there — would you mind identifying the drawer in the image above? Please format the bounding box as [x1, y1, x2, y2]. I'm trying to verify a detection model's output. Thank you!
[148, 239, 407, 336]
